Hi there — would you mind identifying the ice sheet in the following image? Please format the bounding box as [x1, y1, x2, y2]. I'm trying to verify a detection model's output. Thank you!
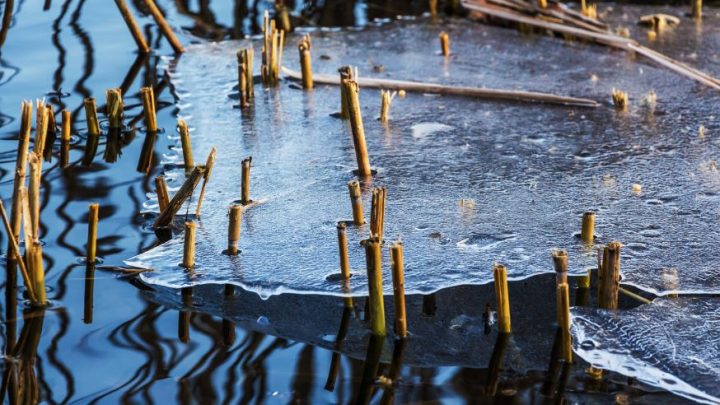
[572, 298, 720, 404]
[127, 12, 720, 297]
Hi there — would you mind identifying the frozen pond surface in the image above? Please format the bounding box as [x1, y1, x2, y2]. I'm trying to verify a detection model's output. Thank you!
[127, 11, 720, 298]
[572, 298, 720, 404]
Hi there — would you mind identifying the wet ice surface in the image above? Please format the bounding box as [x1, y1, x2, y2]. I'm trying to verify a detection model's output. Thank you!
[128, 9, 720, 297]
[572, 298, 720, 404]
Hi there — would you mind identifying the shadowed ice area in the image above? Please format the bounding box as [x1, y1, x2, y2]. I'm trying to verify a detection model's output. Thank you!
[572, 298, 720, 404]
[127, 12, 720, 297]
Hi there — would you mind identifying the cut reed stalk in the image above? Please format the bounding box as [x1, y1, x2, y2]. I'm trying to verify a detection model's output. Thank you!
[580, 211, 595, 243]
[390, 240, 407, 338]
[298, 34, 313, 90]
[337, 222, 351, 279]
[43, 105, 56, 162]
[87, 203, 99, 263]
[493, 263, 511, 333]
[261, 11, 284, 87]
[598, 241, 621, 309]
[177, 119, 194, 176]
[538, 0, 547, 9]
[241, 157, 252, 205]
[237, 48, 254, 107]
[429, 0, 438, 16]
[370, 187, 387, 241]
[182, 221, 196, 268]
[552, 249, 568, 285]
[379, 90, 396, 124]
[692, 0, 702, 19]
[32, 100, 49, 158]
[0, 200, 36, 303]
[83, 98, 100, 166]
[154, 165, 206, 228]
[60, 110, 71, 168]
[194, 147, 216, 217]
[9, 101, 33, 257]
[154, 175, 170, 212]
[338, 66, 354, 119]
[439, 31, 450, 56]
[342, 79, 373, 177]
[143, 0, 184, 53]
[556, 283, 572, 362]
[347, 180, 365, 225]
[27, 242, 46, 306]
[611, 88, 628, 110]
[140, 86, 157, 133]
[106, 88, 124, 129]
[227, 204, 242, 256]
[114, 0, 150, 53]
[28, 155, 42, 239]
[364, 238, 386, 336]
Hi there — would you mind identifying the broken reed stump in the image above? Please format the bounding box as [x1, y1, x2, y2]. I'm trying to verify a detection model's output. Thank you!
[153, 165, 206, 228]
[439, 31, 450, 56]
[237, 48, 254, 108]
[390, 240, 407, 338]
[87, 203, 99, 263]
[227, 204, 242, 255]
[154, 175, 170, 212]
[32, 100, 49, 158]
[27, 241, 46, 305]
[261, 10, 284, 87]
[342, 79, 373, 177]
[556, 283, 572, 362]
[379, 90, 395, 124]
[28, 155, 42, 239]
[552, 249, 568, 285]
[140, 86, 158, 133]
[44, 105, 56, 162]
[364, 238, 386, 336]
[347, 180, 365, 226]
[692, 0, 702, 19]
[8, 101, 32, 257]
[370, 187, 387, 242]
[337, 222, 351, 279]
[538, 0, 548, 9]
[83, 98, 100, 166]
[0, 200, 38, 303]
[429, 0, 438, 16]
[493, 263, 511, 334]
[114, 0, 150, 53]
[241, 157, 252, 205]
[178, 119, 194, 176]
[194, 147, 216, 217]
[182, 221, 196, 268]
[598, 241, 621, 309]
[298, 34, 313, 90]
[581, 211, 595, 243]
[143, 0, 184, 53]
[338, 66, 355, 119]
[60, 110, 71, 168]
[106, 88, 123, 129]
[611, 88, 628, 110]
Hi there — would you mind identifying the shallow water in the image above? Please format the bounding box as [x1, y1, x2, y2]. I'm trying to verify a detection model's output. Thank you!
[0, 0, 717, 403]
[130, 11, 720, 297]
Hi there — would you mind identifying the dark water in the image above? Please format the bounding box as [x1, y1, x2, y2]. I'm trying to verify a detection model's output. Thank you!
[0, 1, 706, 403]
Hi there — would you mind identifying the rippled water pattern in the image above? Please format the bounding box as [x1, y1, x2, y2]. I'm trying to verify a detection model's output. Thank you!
[130, 14, 720, 297]
[572, 298, 720, 404]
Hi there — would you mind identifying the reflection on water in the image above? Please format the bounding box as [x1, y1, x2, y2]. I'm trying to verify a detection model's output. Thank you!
[0, 0, 701, 403]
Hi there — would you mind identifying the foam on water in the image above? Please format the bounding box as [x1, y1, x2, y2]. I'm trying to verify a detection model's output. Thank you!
[127, 11, 720, 297]
[572, 298, 720, 404]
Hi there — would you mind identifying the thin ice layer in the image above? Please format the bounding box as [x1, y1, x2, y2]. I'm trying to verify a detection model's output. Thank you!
[572, 299, 720, 404]
[128, 13, 720, 296]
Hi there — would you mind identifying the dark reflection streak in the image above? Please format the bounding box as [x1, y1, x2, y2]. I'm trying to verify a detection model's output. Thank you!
[44, 308, 75, 404]
[173, 0, 226, 41]
[43, 0, 52, 11]
[50, 0, 73, 112]
[290, 345, 314, 404]
[0, 0, 15, 50]
[68, 0, 94, 126]
[119, 52, 149, 95]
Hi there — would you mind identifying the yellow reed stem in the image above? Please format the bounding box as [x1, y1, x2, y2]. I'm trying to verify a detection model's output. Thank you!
[28, 154, 41, 239]
[140, 86, 157, 132]
[552, 249, 568, 285]
[298, 34, 313, 90]
[143, 0, 184, 53]
[493, 263, 511, 333]
[84, 98, 100, 138]
[342, 79, 372, 177]
[154, 175, 170, 212]
[182, 221, 196, 268]
[60, 110, 71, 168]
[347, 180, 365, 225]
[33, 100, 49, 158]
[390, 241, 407, 338]
[337, 222, 350, 279]
[9, 101, 32, 257]
[692, 0, 702, 18]
[87, 203, 99, 263]
[0, 200, 37, 303]
[106, 88, 123, 129]
[581, 211, 595, 243]
[338, 66, 354, 119]
[556, 283, 572, 362]
[241, 157, 252, 205]
[114, 0, 150, 53]
[364, 238, 386, 336]
[27, 242, 46, 306]
[439, 31, 450, 56]
[194, 147, 216, 217]
[178, 119, 194, 176]
[227, 204, 242, 256]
